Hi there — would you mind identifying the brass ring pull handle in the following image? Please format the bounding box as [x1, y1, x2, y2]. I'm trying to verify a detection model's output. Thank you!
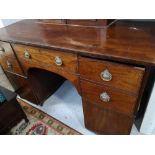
[24, 50, 31, 59]
[55, 56, 63, 66]
[100, 69, 112, 81]
[6, 61, 12, 69]
[100, 92, 110, 102]
[0, 46, 5, 53]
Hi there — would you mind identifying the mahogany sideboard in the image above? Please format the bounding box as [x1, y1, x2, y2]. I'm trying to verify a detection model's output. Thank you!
[0, 19, 155, 135]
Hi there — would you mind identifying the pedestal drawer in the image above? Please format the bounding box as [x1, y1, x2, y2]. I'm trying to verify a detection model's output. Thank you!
[81, 80, 138, 115]
[0, 57, 24, 76]
[79, 57, 145, 94]
[0, 41, 24, 76]
[0, 41, 15, 58]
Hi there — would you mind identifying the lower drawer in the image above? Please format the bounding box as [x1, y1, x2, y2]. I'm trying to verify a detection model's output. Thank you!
[83, 99, 134, 135]
[81, 80, 138, 115]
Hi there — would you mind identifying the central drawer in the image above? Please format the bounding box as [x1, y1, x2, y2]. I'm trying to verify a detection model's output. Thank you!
[12, 44, 78, 73]
[79, 57, 145, 94]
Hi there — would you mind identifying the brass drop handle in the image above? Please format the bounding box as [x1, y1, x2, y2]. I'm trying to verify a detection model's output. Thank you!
[100, 69, 112, 81]
[55, 56, 63, 66]
[6, 61, 12, 69]
[100, 92, 110, 102]
[0, 46, 5, 53]
[24, 50, 31, 59]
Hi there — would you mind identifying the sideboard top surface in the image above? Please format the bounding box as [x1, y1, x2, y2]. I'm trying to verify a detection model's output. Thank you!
[0, 19, 155, 66]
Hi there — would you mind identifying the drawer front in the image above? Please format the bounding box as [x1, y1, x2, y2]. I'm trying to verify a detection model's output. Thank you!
[0, 41, 15, 58]
[81, 80, 138, 115]
[79, 57, 145, 94]
[12, 44, 78, 73]
[0, 57, 24, 76]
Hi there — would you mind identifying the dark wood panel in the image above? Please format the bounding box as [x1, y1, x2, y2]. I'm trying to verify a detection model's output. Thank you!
[135, 67, 155, 130]
[82, 99, 134, 135]
[5, 72, 37, 104]
[81, 80, 138, 115]
[0, 98, 28, 134]
[27, 68, 65, 105]
[0, 99, 20, 125]
[79, 56, 145, 94]
[0, 87, 28, 134]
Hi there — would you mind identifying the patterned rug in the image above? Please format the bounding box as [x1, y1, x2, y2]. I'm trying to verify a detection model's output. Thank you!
[10, 98, 81, 135]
